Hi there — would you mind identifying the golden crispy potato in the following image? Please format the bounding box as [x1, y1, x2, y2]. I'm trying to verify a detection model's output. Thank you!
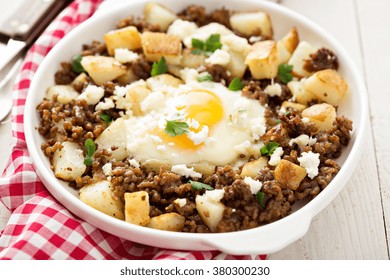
[115, 68, 138, 85]
[81, 56, 126, 86]
[141, 32, 182, 65]
[181, 48, 206, 69]
[104, 26, 142, 56]
[95, 118, 128, 161]
[226, 50, 248, 78]
[240, 157, 268, 179]
[195, 190, 226, 232]
[288, 41, 316, 78]
[302, 103, 337, 131]
[230, 11, 273, 38]
[124, 191, 150, 226]
[46, 85, 79, 104]
[274, 159, 307, 190]
[304, 69, 348, 106]
[188, 162, 216, 177]
[144, 2, 177, 32]
[146, 213, 185, 232]
[281, 101, 307, 111]
[277, 27, 299, 64]
[288, 80, 317, 105]
[53, 141, 86, 181]
[79, 180, 124, 220]
[146, 74, 183, 91]
[245, 40, 279, 79]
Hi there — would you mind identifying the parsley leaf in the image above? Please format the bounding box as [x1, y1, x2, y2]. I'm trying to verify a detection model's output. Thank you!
[197, 73, 213, 82]
[84, 138, 96, 166]
[257, 191, 265, 208]
[151, 56, 168, 77]
[191, 34, 222, 55]
[164, 120, 189, 137]
[99, 113, 112, 124]
[71, 54, 85, 74]
[260, 142, 280, 156]
[278, 64, 294, 84]
[190, 180, 214, 191]
[228, 77, 244, 91]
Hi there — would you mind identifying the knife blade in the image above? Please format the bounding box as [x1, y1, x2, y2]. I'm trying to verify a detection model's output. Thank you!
[0, 0, 73, 72]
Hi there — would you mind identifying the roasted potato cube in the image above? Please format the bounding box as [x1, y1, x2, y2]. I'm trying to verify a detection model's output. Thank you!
[141, 32, 182, 65]
[274, 159, 307, 190]
[287, 80, 317, 105]
[144, 2, 177, 32]
[71, 72, 89, 86]
[167, 64, 183, 78]
[226, 50, 248, 78]
[188, 162, 216, 177]
[302, 103, 337, 131]
[277, 27, 299, 64]
[181, 48, 206, 69]
[81, 56, 126, 86]
[304, 69, 348, 106]
[240, 157, 268, 179]
[104, 26, 142, 56]
[126, 85, 151, 115]
[46, 85, 79, 104]
[288, 41, 316, 78]
[146, 74, 183, 91]
[230, 11, 273, 38]
[79, 180, 124, 220]
[115, 67, 138, 85]
[53, 141, 86, 181]
[195, 190, 226, 232]
[124, 191, 150, 226]
[95, 118, 128, 161]
[281, 101, 307, 111]
[146, 213, 185, 232]
[142, 159, 171, 173]
[245, 40, 279, 79]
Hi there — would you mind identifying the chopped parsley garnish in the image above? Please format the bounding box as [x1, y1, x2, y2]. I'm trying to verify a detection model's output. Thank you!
[99, 113, 112, 124]
[84, 138, 96, 166]
[228, 77, 244, 91]
[71, 54, 85, 74]
[191, 34, 222, 56]
[197, 73, 213, 82]
[260, 142, 280, 156]
[151, 56, 168, 77]
[257, 191, 265, 208]
[278, 64, 294, 84]
[190, 180, 214, 191]
[164, 120, 189, 137]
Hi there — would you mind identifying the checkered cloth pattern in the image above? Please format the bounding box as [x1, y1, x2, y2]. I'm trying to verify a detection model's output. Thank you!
[0, 0, 266, 260]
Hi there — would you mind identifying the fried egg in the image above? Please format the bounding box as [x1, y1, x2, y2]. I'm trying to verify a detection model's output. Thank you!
[125, 81, 266, 166]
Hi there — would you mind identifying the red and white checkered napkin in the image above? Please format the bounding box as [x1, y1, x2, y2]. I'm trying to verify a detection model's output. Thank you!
[0, 0, 266, 260]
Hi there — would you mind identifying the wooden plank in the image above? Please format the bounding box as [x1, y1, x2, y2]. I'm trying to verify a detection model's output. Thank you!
[269, 0, 388, 259]
[356, 0, 390, 253]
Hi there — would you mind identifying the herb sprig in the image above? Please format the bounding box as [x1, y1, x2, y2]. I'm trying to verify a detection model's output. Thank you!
[164, 120, 189, 137]
[260, 142, 280, 156]
[228, 77, 244, 91]
[278, 64, 293, 84]
[151, 56, 168, 77]
[71, 54, 85, 74]
[99, 113, 112, 124]
[197, 73, 213, 82]
[191, 34, 222, 56]
[84, 138, 96, 166]
[257, 191, 265, 208]
[190, 180, 214, 191]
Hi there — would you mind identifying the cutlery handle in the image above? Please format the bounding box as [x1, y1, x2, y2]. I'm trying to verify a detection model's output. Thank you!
[0, 0, 73, 46]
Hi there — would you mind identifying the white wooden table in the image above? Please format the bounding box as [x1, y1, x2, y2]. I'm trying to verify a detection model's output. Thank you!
[0, 0, 389, 259]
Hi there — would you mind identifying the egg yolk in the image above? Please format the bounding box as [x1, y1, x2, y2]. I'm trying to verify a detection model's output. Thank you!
[160, 89, 223, 150]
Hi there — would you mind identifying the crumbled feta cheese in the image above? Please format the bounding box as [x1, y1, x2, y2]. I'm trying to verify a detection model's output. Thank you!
[302, 117, 310, 123]
[205, 49, 231, 66]
[140, 91, 165, 113]
[95, 98, 115, 111]
[289, 134, 317, 147]
[298, 151, 320, 179]
[230, 110, 248, 128]
[77, 85, 104, 105]
[187, 118, 200, 129]
[234, 140, 251, 155]
[174, 198, 187, 207]
[128, 158, 140, 169]
[102, 162, 112, 176]
[156, 145, 167, 151]
[115, 96, 132, 110]
[203, 189, 225, 202]
[150, 135, 163, 143]
[221, 34, 250, 53]
[268, 147, 284, 166]
[249, 36, 263, 43]
[250, 118, 266, 140]
[187, 125, 209, 145]
[264, 83, 282, 97]
[244, 177, 263, 195]
[114, 48, 139, 64]
[171, 164, 202, 179]
[167, 19, 198, 41]
[180, 68, 199, 83]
